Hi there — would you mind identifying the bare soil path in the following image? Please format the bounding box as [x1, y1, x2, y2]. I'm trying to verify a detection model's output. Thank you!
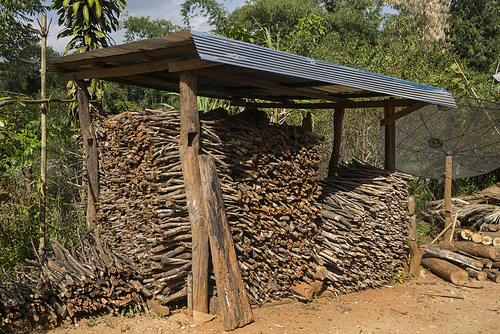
[34, 270, 500, 334]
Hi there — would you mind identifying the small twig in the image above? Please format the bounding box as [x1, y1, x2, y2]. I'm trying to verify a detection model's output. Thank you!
[421, 293, 464, 300]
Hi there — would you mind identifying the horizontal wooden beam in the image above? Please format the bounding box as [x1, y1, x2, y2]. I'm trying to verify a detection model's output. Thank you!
[198, 69, 349, 103]
[52, 43, 196, 72]
[380, 101, 430, 126]
[232, 98, 422, 110]
[59, 57, 218, 81]
[59, 57, 184, 81]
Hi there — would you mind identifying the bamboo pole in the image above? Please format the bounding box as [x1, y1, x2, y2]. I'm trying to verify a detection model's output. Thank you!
[38, 15, 50, 252]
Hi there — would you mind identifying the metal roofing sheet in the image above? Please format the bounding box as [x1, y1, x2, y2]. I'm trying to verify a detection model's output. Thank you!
[190, 31, 456, 108]
[48, 30, 456, 108]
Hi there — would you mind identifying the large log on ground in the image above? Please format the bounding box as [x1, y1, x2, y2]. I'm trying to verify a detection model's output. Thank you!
[424, 244, 483, 271]
[199, 155, 253, 330]
[436, 241, 498, 260]
[421, 257, 468, 284]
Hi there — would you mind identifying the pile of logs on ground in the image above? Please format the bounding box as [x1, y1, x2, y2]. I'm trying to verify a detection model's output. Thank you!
[422, 241, 500, 285]
[1, 108, 416, 330]
[316, 161, 412, 293]
[96, 108, 325, 305]
[0, 231, 150, 330]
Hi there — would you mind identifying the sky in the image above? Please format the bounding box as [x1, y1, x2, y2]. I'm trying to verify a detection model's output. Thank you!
[40, 0, 246, 54]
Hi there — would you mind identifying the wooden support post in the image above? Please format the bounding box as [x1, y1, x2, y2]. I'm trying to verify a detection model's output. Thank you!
[199, 155, 253, 330]
[39, 14, 49, 252]
[444, 155, 453, 242]
[328, 108, 345, 177]
[75, 80, 99, 232]
[179, 71, 209, 314]
[301, 112, 312, 132]
[384, 100, 395, 172]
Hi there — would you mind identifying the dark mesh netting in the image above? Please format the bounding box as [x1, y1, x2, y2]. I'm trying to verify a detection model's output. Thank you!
[378, 97, 500, 179]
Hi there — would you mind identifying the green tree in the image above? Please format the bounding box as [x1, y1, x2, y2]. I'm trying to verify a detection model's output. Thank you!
[180, 0, 228, 29]
[121, 14, 184, 43]
[50, 0, 127, 55]
[0, 0, 46, 61]
[447, 0, 500, 73]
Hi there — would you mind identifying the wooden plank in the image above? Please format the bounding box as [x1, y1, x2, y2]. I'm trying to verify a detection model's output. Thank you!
[380, 101, 429, 126]
[198, 68, 348, 102]
[327, 108, 345, 177]
[179, 71, 209, 314]
[444, 156, 452, 242]
[75, 80, 99, 232]
[384, 100, 395, 172]
[199, 155, 253, 331]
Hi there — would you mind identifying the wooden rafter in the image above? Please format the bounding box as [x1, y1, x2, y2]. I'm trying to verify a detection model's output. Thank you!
[198, 69, 349, 103]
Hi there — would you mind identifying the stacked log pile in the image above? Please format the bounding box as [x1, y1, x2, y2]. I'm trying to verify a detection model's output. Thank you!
[1, 108, 417, 330]
[96, 108, 324, 305]
[422, 241, 500, 285]
[316, 161, 413, 293]
[0, 233, 149, 330]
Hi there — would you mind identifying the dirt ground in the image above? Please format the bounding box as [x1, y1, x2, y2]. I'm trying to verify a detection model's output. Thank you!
[29, 269, 500, 334]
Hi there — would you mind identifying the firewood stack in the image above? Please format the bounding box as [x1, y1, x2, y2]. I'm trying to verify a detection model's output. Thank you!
[96, 108, 324, 305]
[316, 161, 413, 293]
[0, 233, 148, 329]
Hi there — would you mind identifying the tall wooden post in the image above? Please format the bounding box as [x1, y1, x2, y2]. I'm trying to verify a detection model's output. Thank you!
[444, 155, 453, 242]
[75, 80, 99, 231]
[179, 71, 209, 314]
[384, 101, 396, 172]
[328, 107, 345, 177]
[39, 15, 49, 252]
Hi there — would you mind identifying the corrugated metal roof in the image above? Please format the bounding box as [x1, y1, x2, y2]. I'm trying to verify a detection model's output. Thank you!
[49, 30, 456, 109]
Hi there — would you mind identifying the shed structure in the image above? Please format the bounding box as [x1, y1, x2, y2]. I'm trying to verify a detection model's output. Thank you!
[48, 30, 456, 324]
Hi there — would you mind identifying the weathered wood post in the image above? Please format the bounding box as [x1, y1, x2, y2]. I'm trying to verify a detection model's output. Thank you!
[328, 107, 345, 177]
[199, 155, 253, 330]
[75, 80, 99, 231]
[444, 155, 453, 242]
[384, 100, 396, 172]
[178, 71, 209, 314]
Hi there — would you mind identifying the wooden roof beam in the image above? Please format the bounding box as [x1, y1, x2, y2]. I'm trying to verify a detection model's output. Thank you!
[52, 43, 197, 71]
[198, 69, 349, 103]
[58, 58, 218, 81]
